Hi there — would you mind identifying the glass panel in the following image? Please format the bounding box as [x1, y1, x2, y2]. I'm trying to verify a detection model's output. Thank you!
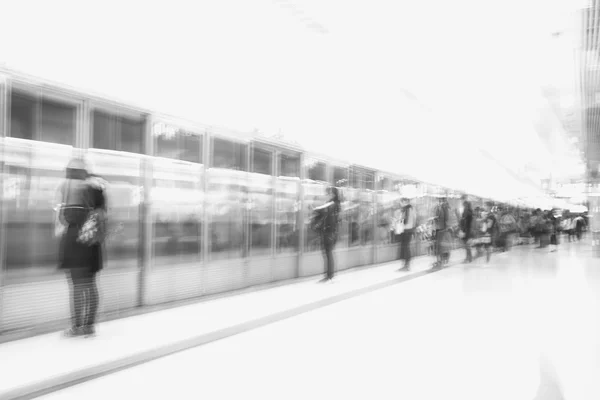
[364, 172, 374, 190]
[307, 161, 326, 182]
[41, 98, 76, 145]
[346, 188, 361, 246]
[92, 110, 112, 150]
[249, 172, 273, 256]
[151, 158, 203, 266]
[207, 168, 247, 259]
[119, 116, 144, 154]
[86, 149, 143, 270]
[154, 123, 178, 159]
[350, 169, 360, 188]
[181, 131, 202, 164]
[252, 148, 272, 175]
[2, 139, 74, 283]
[304, 182, 328, 252]
[333, 167, 347, 186]
[153, 122, 202, 163]
[278, 153, 300, 177]
[276, 177, 300, 253]
[376, 177, 402, 245]
[10, 92, 35, 140]
[359, 190, 374, 245]
[213, 138, 247, 171]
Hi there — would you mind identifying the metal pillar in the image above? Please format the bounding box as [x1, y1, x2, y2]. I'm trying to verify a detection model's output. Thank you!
[0, 73, 7, 330]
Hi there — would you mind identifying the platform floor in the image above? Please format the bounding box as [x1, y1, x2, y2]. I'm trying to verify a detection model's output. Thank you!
[2, 240, 598, 399]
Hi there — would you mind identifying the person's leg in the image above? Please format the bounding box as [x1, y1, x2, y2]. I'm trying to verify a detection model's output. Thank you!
[65, 269, 85, 336]
[326, 235, 335, 280]
[405, 231, 412, 268]
[85, 272, 99, 333]
[397, 233, 404, 260]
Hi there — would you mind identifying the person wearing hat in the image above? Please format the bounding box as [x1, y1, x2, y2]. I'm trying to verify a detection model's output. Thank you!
[398, 197, 416, 271]
[56, 158, 105, 337]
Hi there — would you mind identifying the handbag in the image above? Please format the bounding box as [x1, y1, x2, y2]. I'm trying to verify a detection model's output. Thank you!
[78, 209, 105, 245]
[77, 185, 107, 246]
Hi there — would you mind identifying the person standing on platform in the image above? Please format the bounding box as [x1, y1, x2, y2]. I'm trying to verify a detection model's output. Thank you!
[433, 197, 451, 268]
[460, 195, 474, 263]
[398, 197, 416, 271]
[313, 186, 341, 282]
[548, 210, 560, 252]
[56, 159, 107, 337]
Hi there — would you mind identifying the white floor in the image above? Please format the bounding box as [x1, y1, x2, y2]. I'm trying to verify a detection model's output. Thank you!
[37, 242, 600, 400]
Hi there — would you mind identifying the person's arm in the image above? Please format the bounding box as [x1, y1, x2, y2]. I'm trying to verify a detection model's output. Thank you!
[314, 201, 334, 211]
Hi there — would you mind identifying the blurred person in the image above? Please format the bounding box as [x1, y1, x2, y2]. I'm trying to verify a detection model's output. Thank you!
[433, 197, 451, 268]
[392, 201, 404, 245]
[574, 214, 586, 241]
[472, 207, 484, 259]
[497, 207, 517, 252]
[561, 212, 574, 242]
[480, 208, 495, 262]
[548, 209, 560, 252]
[460, 195, 474, 263]
[398, 197, 416, 271]
[312, 186, 341, 282]
[56, 159, 106, 337]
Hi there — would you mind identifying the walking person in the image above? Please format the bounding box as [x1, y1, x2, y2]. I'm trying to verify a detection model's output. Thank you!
[433, 197, 451, 268]
[56, 159, 106, 337]
[312, 186, 341, 282]
[460, 195, 474, 263]
[398, 197, 416, 271]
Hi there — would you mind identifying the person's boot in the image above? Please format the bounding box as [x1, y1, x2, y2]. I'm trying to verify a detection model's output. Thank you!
[64, 326, 84, 338]
[83, 325, 96, 337]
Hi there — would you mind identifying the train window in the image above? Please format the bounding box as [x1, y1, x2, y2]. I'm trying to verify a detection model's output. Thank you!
[377, 176, 392, 191]
[41, 99, 76, 145]
[9, 92, 76, 145]
[364, 172, 374, 190]
[333, 167, 348, 187]
[92, 110, 113, 150]
[278, 153, 300, 178]
[92, 110, 145, 154]
[181, 131, 202, 164]
[350, 168, 360, 188]
[252, 148, 272, 175]
[120, 116, 144, 154]
[308, 161, 326, 182]
[212, 138, 247, 171]
[154, 122, 202, 164]
[9, 92, 35, 140]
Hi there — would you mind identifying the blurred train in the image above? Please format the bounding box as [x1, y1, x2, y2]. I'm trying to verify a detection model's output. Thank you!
[0, 68, 499, 334]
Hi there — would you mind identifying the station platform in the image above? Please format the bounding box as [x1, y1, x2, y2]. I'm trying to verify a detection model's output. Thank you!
[2, 238, 598, 400]
[0, 247, 465, 400]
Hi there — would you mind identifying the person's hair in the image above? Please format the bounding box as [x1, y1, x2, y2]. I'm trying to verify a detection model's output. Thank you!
[65, 157, 88, 180]
[329, 186, 340, 203]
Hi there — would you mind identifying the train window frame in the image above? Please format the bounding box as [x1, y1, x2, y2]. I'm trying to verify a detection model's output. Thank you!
[152, 120, 203, 164]
[90, 103, 146, 154]
[210, 135, 249, 172]
[304, 157, 328, 183]
[332, 165, 349, 188]
[251, 145, 274, 176]
[8, 83, 82, 146]
[277, 151, 301, 178]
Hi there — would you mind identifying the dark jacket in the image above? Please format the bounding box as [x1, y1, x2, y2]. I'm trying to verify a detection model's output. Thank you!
[58, 173, 107, 272]
[461, 201, 473, 239]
